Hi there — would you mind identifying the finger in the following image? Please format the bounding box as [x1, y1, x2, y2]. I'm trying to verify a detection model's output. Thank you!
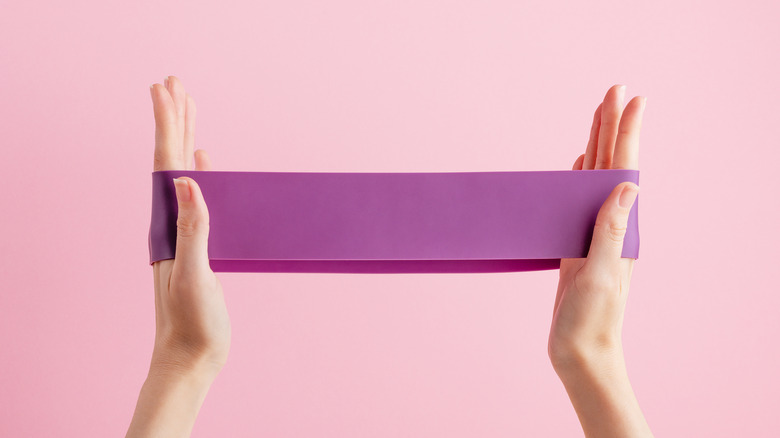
[172, 177, 212, 275]
[151, 83, 182, 171]
[594, 84, 626, 169]
[184, 93, 197, 170]
[166, 76, 187, 165]
[612, 96, 646, 171]
[572, 153, 585, 171]
[582, 103, 602, 170]
[152, 259, 174, 325]
[583, 182, 639, 275]
[194, 149, 213, 171]
[152, 260, 164, 328]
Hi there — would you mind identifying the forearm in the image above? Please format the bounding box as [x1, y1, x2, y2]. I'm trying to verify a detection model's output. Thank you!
[125, 365, 216, 438]
[555, 347, 653, 438]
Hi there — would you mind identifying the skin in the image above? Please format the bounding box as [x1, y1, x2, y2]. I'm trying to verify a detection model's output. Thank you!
[126, 77, 652, 437]
[126, 76, 230, 438]
[549, 84, 653, 437]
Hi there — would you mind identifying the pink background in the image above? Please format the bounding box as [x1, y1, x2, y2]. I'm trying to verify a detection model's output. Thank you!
[2, 1, 778, 436]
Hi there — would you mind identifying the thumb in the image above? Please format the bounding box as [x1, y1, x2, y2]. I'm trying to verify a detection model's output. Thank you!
[584, 181, 639, 274]
[172, 177, 211, 272]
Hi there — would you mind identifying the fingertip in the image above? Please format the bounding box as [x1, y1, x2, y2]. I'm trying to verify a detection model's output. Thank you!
[618, 182, 640, 208]
[194, 149, 213, 171]
[625, 95, 644, 109]
[178, 176, 199, 191]
[573, 153, 586, 170]
[180, 176, 209, 212]
[186, 93, 197, 113]
[605, 84, 621, 98]
[173, 177, 191, 203]
[150, 84, 160, 108]
[616, 85, 627, 108]
[620, 180, 639, 193]
[601, 182, 629, 210]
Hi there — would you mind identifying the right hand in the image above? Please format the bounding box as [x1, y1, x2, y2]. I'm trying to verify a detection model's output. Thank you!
[149, 75, 231, 378]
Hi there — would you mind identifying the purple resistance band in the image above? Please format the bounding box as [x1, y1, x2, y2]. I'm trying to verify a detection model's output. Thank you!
[148, 169, 639, 273]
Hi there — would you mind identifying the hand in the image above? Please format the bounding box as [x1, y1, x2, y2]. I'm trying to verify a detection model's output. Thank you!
[127, 76, 230, 438]
[547, 84, 653, 437]
[149, 76, 230, 378]
[548, 84, 644, 372]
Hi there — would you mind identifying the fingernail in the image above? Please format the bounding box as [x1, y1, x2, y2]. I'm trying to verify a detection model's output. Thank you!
[165, 76, 169, 88]
[149, 84, 154, 97]
[173, 178, 191, 203]
[619, 183, 639, 208]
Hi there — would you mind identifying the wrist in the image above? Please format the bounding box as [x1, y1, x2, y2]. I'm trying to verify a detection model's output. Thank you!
[551, 338, 626, 384]
[127, 356, 216, 437]
[149, 346, 224, 383]
[145, 363, 216, 398]
[550, 342, 653, 437]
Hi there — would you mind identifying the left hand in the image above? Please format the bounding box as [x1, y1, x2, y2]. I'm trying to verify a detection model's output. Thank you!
[149, 75, 230, 378]
[548, 84, 646, 374]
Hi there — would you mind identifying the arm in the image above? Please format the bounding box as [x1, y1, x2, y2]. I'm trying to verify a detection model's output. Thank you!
[549, 84, 652, 437]
[127, 75, 230, 437]
[554, 344, 652, 437]
[126, 363, 217, 438]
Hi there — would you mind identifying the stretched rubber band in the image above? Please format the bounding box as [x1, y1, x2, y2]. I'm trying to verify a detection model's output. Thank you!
[149, 169, 639, 273]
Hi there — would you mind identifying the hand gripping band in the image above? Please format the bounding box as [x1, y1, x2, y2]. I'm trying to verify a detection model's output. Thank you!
[149, 169, 639, 273]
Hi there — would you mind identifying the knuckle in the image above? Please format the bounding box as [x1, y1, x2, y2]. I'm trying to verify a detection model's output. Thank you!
[607, 222, 628, 243]
[594, 157, 612, 168]
[596, 217, 627, 244]
[176, 216, 208, 238]
[153, 153, 165, 170]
